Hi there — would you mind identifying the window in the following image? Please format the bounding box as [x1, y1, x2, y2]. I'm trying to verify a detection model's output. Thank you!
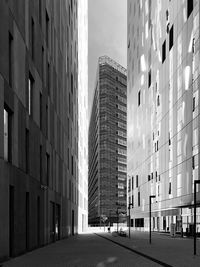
[187, 0, 193, 18]
[31, 18, 34, 60]
[46, 153, 50, 186]
[169, 182, 171, 195]
[169, 25, 173, 50]
[157, 95, 160, 106]
[136, 175, 138, 187]
[40, 93, 42, 129]
[192, 156, 195, 169]
[71, 74, 73, 94]
[148, 175, 151, 181]
[28, 73, 34, 116]
[39, 0, 42, 25]
[71, 155, 74, 176]
[138, 90, 141, 106]
[46, 10, 49, 47]
[42, 46, 44, 80]
[25, 129, 29, 173]
[148, 70, 151, 88]
[4, 107, 12, 162]
[132, 176, 134, 189]
[162, 40, 166, 63]
[193, 97, 195, 112]
[47, 62, 50, 94]
[46, 104, 48, 138]
[40, 145, 42, 183]
[138, 191, 140, 206]
[9, 32, 13, 87]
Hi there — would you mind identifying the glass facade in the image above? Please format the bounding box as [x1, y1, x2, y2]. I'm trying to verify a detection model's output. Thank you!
[127, 0, 200, 233]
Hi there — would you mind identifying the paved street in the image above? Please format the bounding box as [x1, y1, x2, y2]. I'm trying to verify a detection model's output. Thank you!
[97, 230, 200, 267]
[3, 233, 160, 267]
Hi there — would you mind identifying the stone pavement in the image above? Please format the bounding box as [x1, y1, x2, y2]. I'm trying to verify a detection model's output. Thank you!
[2, 233, 160, 267]
[96, 230, 200, 267]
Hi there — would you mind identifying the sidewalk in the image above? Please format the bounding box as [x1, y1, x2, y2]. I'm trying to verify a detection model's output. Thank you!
[96, 230, 200, 267]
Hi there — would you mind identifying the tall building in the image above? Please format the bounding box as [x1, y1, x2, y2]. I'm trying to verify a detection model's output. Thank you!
[0, 0, 80, 261]
[88, 56, 127, 226]
[78, 0, 88, 233]
[127, 0, 200, 232]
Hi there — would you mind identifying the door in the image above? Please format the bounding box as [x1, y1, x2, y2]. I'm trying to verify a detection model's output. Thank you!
[72, 210, 74, 235]
[9, 186, 14, 257]
[26, 192, 30, 251]
[50, 201, 55, 242]
[55, 204, 60, 240]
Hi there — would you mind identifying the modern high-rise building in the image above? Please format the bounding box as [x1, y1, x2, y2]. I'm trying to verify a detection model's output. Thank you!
[88, 56, 127, 226]
[0, 0, 82, 261]
[127, 0, 200, 232]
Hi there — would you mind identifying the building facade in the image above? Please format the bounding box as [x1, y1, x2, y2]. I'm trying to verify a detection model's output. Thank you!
[78, 0, 88, 233]
[127, 0, 200, 232]
[0, 0, 79, 261]
[88, 56, 127, 226]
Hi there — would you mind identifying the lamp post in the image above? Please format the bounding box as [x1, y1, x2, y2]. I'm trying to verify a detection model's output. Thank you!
[128, 203, 133, 238]
[194, 180, 200, 255]
[149, 195, 156, 244]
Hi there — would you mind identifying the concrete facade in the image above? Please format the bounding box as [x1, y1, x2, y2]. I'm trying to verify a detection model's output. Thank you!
[127, 0, 200, 232]
[0, 0, 79, 261]
[88, 56, 127, 226]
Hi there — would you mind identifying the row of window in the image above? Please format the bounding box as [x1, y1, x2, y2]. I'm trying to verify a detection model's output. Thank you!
[4, 107, 74, 182]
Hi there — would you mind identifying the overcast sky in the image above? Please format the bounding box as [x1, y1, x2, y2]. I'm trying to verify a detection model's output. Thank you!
[88, 0, 127, 115]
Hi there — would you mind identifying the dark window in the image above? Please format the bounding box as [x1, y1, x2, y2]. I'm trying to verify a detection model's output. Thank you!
[151, 172, 153, 180]
[40, 145, 42, 183]
[47, 62, 50, 94]
[138, 90, 141, 106]
[148, 70, 151, 88]
[132, 195, 134, 207]
[46, 10, 49, 47]
[9, 32, 13, 87]
[4, 106, 12, 162]
[71, 155, 74, 176]
[148, 175, 151, 181]
[169, 182, 171, 194]
[169, 25, 173, 50]
[25, 129, 29, 173]
[46, 153, 50, 186]
[138, 191, 140, 207]
[46, 104, 48, 138]
[31, 18, 34, 60]
[132, 176, 134, 189]
[28, 73, 34, 116]
[42, 46, 44, 80]
[162, 40, 166, 63]
[40, 93, 42, 129]
[136, 175, 138, 187]
[39, 0, 42, 25]
[192, 155, 195, 169]
[187, 0, 193, 18]
[71, 73, 73, 94]
[193, 97, 195, 112]
[157, 95, 160, 106]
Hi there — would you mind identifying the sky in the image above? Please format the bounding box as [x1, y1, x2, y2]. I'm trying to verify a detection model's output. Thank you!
[88, 0, 127, 115]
